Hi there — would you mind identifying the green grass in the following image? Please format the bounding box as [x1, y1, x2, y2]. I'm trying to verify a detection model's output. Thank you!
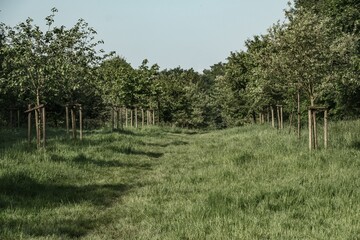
[1, 121, 360, 239]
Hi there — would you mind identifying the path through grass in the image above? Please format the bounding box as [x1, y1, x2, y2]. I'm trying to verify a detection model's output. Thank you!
[1, 121, 360, 239]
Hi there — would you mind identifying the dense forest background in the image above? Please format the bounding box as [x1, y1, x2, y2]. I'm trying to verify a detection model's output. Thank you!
[1, 0, 359, 129]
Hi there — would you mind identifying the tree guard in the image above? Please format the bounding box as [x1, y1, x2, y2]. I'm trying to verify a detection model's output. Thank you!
[308, 106, 328, 151]
[25, 104, 45, 148]
[65, 104, 83, 140]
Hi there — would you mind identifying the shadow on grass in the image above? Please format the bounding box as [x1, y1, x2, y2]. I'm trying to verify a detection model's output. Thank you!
[0, 172, 130, 238]
[142, 140, 188, 148]
[107, 146, 164, 158]
[0, 173, 129, 209]
[350, 141, 360, 150]
[50, 153, 153, 169]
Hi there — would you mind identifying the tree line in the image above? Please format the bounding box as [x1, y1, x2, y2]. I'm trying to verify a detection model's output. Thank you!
[1, 0, 359, 129]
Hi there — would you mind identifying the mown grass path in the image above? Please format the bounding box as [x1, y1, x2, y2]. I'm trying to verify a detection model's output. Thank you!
[1, 121, 360, 239]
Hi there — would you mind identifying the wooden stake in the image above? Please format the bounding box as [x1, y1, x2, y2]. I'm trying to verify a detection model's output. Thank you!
[125, 108, 128, 127]
[42, 107, 46, 147]
[277, 106, 280, 129]
[79, 105, 83, 140]
[119, 108, 123, 129]
[152, 110, 155, 125]
[111, 107, 114, 131]
[147, 110, 149, 125]
[313, 111, 317, 149]
[280, 106, 283, 129]
[17, 110, 20, 128]
[28, 104, 31, 144]
[142, 109, 144, 127]
[324, 110, 328, 149]
[9, 110, 13, 128]
[66, 106, 69, 135]
[116, 108, 119, 129]
[35, 108, 40, 148]
[130, 109, 133, 127]
[71, 108, 76, 139]
[297, 90, 301, 139]
[288, 109, 294, 134]
[308, 109, 312, 151]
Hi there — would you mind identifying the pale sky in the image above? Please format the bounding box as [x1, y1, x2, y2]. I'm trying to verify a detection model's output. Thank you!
[0, 0, 291, 71]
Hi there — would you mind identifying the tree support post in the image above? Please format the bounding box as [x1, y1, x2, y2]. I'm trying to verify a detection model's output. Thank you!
[271, 106, 275, 128]
[28, 104, 32, 144]
[142, 109, 144, 127]
[152, 109, 155, 125]
[308, 109, 312, 151]
[135, 108, 138, 128]
[79, 105, 83, 140]
[125, 108, 128, 127]
[65, 105, 69, 135]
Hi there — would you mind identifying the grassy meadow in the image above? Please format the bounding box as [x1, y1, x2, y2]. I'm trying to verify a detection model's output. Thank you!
[1, 120, 360, 239]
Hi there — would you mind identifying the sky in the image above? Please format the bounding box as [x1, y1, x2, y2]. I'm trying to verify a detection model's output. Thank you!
[0, 0, 291, 71]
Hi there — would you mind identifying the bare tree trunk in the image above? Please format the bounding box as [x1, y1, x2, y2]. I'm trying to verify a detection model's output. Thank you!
[271, 107, 275, 128]
[135, 108, 138, 128]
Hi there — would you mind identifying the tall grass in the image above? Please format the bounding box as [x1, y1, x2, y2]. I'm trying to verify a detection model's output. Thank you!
[0, 120, 360, 239]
